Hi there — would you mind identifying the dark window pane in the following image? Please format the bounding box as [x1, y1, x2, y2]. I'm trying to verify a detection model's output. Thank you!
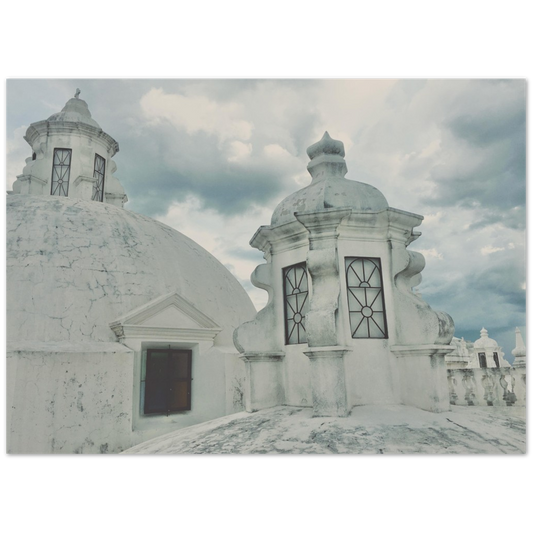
[144, 350, 192, 414]
[168, 381, 190, 411]
[169, 351, 191, 380]
[478, 352, 487, 368]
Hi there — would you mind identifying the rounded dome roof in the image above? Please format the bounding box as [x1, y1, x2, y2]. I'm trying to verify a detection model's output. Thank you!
[6, 195, 255, 346]
[473, 327, 498, 349]
[271, 178, 389, 226]
[47, 96, 101, 128]
[271, 132, 388, 226]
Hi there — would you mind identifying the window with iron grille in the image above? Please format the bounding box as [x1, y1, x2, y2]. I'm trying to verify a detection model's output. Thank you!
[92, 153, 105, 202]
[283, 262, 309, 344]
[143, 349, 192, 415]
[50, 148, 72, 197]
[478, 352, 487, 368]
[345, 257, 388, 339]
[493, 352, 500, 368]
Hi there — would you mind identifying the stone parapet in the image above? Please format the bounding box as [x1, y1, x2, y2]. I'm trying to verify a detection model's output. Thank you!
[447, 367, 526, 407]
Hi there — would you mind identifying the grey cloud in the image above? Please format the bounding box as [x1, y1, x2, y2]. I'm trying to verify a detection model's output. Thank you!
[467, 206, 526, 231]
[385, 79, 428, 107]
[423, 139, 525, 228]
[446, 104, 525, 147]
[121, 124, 301, 217]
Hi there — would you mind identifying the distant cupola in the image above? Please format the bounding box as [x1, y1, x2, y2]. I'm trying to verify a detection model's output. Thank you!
[9, 90, 127, 207]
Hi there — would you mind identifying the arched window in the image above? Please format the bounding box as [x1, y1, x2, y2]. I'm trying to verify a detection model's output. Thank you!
[283, 262, 309, 344]
[493, 352, 500, 368]
[92, 153, 105, 202]
[50, 148, 72, 197]
[345, 257, 388, 339]
[478, 352, 487, 368]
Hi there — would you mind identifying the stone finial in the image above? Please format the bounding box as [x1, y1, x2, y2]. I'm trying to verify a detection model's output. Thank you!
[480, 327, 488, 337]
[306, 131, 348, 182]
[75, 88, 81, 99]
[512, 327, 526, 367]
[307, 131, 346, 160]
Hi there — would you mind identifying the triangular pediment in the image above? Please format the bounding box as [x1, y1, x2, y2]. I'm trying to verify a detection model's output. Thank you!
[110, 291, 220, 331]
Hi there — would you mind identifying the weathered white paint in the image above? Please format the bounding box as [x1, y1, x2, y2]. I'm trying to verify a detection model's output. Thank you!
[447, 367, 526, 407]
[234, 132, 455, 415]
[6, 192, 256, 453]
[512, 327, 526, 368]
[122, 404, 526, 455]
[6, 342, 134, 454]
[10, 91, 127, 206]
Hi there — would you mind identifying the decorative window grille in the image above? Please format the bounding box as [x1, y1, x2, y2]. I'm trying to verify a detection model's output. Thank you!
[283, 262, 309, 345]
[50, 148, 72, 197]
[478, 352, 487, 368]
[143, 349, 192, 415]
[345, 257, 388, 339]
[493, 352, 500, 368]
[92, 153, 105, 202]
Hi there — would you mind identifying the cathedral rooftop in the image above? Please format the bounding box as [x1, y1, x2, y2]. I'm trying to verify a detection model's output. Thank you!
[123, 404, 525, 454]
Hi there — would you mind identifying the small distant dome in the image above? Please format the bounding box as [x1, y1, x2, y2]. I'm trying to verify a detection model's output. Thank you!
[271, 131, 388, 226]
[47, 91, 101, 129]
[473, 327, 498, 349]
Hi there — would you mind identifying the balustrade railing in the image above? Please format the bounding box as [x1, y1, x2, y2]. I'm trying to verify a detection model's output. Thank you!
[447, 368, 526, 407]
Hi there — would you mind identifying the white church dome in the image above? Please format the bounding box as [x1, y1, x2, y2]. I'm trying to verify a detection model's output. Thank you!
[271, 132, 389, 226]
[473, 327, 498, 349]
[46, 94, 101, 129]
[6, 195, 256, 346]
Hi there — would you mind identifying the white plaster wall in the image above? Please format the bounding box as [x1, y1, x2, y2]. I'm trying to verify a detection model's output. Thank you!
[21, 130, 115, 201]
[283, 347, 312, 406]
[7, 342, 134, 454]
[337, 237, 401, 407]
[128, 340, 236, 446]
[396, 354, 449, 412]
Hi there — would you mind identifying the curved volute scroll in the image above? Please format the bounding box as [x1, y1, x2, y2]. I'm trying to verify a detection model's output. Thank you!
[233, 262, 281, 354]
[392, 247, 454, 346]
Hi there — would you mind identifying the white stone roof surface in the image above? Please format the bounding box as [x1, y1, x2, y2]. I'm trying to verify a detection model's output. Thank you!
[122, 404, 525, 454]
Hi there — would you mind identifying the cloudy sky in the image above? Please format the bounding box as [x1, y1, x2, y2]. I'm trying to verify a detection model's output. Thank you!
[6, 79, 526, 360]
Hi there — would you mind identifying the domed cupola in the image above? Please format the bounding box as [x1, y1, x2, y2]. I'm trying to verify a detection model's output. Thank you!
[46, 91, 102, 128]
[235, 130, 455, 418]
[9, 89, 127, 207]
[271, 132, 388, 226]
[473, 327, 498, 349]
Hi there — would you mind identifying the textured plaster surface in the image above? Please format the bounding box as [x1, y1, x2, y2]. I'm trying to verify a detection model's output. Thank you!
[7, 342, 134, 454]
[7, 195, 255, 346]
[123, 404, 526, 454]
